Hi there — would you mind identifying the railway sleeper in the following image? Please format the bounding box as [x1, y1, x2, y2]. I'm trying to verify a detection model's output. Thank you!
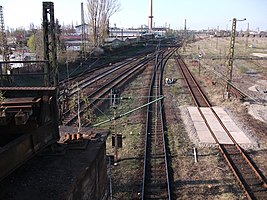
[145, 194, 169, 200]
[145, 192, 168, 198]
[150, 127, 163, 132]
[246, 179, 266, 187]
[150, 176, 168, 183]
[150, 169, 166, 176]
[146, 185, 168, 193]
[222, 147, 241, 154]
[233, 168, 257, 179]
[241, 173, 262, 180]
[151, 137, 163, 144]
[150, 170, 167, 176]
[150, 154, 165, 159]
[229, 157, 251, 165]
[151, 138, 163, 144]
[252, 191, 267, 199]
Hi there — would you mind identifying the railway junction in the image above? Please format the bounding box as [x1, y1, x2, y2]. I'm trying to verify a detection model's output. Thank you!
[0, 1, 267, 200]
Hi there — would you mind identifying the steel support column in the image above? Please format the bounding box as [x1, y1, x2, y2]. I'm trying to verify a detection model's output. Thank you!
[43, 2, 58, 87]
[81, 2, 86, 61]
[226, 18, 236, 96]
[0, 6, 8, 79]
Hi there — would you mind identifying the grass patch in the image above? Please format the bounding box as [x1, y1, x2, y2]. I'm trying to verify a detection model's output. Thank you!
[238, 65, 249, 74]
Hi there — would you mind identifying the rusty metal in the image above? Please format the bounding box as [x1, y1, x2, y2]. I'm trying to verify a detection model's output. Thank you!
[228, 84, 246, 100]
[43, 2, 58, 87]
[0, 2, 61, 183]
[15, 110, 31, 125]
[142, 48, 175, 200]
[65, 133, 70, 141]
[226, 18, 237, 88]
[76, 133, 81, 140]
[0, 6, 8, 75]
[226, 18, 246, 97]
[71, 133, 75, 140]
[0, 87, 59, 182]
[176, 57, 211, 107]
[0, 86, 56, 91]
[1, 97, 41, 105]
[0, 60, 48, 64]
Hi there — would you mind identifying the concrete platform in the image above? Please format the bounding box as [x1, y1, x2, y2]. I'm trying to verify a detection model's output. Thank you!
[187, 107, 215, 144]
[213, 107, 251, 144]
[188, 107, 252, 145]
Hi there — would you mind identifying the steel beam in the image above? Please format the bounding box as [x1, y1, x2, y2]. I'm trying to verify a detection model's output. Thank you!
[43, 2, 58, 87]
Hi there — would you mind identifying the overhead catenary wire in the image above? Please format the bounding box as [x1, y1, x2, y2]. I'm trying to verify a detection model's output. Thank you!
[92, 96, 164, 127]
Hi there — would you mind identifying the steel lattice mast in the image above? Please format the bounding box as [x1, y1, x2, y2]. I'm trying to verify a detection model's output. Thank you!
[0, 5, 8, 75]
[81, 2, 86, 60]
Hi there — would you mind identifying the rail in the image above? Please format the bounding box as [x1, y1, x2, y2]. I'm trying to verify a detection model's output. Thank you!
[176, 56, 267, 200]
[62, 55, 154, 126]
[142, 47, 176, 199]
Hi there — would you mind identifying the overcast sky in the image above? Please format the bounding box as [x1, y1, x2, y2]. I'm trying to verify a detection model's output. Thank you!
[2, 0, 267, 31]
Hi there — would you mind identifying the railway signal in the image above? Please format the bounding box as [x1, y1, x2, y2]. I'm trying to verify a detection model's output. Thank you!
[198, 53, 202, 75]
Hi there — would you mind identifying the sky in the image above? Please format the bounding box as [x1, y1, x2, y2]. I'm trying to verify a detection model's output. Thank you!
[1, 0, 267, 31]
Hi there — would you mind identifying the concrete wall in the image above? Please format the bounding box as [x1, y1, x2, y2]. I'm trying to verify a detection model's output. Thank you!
[67, 144, 108, 200]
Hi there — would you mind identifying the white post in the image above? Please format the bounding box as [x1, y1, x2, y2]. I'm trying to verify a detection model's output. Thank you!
[194, 147, 198, 163]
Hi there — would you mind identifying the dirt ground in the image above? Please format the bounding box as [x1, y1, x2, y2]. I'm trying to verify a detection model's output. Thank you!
[163, 58, 245, 199]
[180, 35, 267, 184]
[103, 36, 266, 200]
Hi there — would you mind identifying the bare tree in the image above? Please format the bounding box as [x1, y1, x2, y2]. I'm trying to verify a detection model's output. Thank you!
[87, 0, 120, 47]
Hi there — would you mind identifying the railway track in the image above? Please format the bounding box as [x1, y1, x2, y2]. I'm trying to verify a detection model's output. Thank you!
[59, 48, 156, 97]
[59, 47, 156, 88]
[61, 53, 155, 126]
[142, 48, 176, 199]
[176, 58, 210, 107]
[176, 56, 267, 200]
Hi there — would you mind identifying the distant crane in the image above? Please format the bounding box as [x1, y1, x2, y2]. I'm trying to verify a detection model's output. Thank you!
[0, 5, 8, 75]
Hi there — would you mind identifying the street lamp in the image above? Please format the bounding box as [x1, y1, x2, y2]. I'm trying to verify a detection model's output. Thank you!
[226, 17, 246, 98]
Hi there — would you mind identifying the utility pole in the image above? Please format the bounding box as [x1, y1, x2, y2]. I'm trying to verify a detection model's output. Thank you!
[184, 19, 187, 33]
[216, 26, 219, 49]
[113, 108, 118, 164]
[226, 18, 246, 98]
[198, 53, 202, 76]
[111, 89, 120, 164]
[149, 0, 153, 32]
[183, 19, 187, 52]
[81, 2, 86, 60]
[245, 23, 249, 48]
[0, 6, 8, 76]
